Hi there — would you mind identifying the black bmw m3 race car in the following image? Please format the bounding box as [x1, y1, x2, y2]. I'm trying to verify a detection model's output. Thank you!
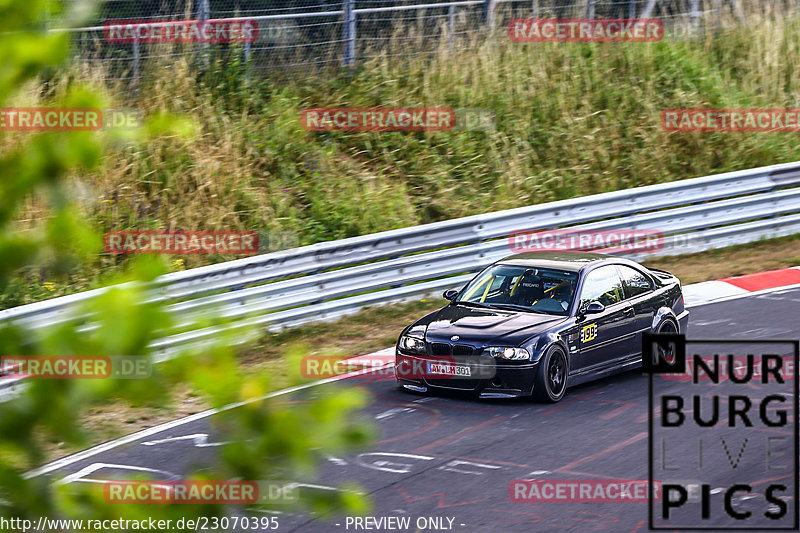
[395, 252, 689, 402]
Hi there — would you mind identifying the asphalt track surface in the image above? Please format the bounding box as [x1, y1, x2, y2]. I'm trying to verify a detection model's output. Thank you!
[33, 287, 800, 533]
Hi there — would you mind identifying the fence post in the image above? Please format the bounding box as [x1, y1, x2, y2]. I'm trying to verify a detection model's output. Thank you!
[730, 0, 745, 21]
[711, 0, 721, 31]
[628, 0, 635, 18]
[584, 0, 595, 18]
[483, 0, 496, 29]
[244, 40, 251, 82]
[640, 0, 658, 18]
[133, 35, 140, 84]
[690, 0, 700, 30]
[343, 0, 356, 67]
[198, 0, 210, 67]
[448, 4, 455, 49]
[198, 0, 209, 24]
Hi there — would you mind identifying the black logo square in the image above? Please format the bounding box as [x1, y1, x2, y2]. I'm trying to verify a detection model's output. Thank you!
[642, 332, 686, 374]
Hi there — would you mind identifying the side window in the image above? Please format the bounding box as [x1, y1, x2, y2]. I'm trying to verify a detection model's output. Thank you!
[618, 265, 652, 299]
[579, 266, 624, 309]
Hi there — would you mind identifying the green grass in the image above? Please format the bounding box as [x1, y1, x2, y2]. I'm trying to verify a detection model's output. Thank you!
[6, 13, 800, 307]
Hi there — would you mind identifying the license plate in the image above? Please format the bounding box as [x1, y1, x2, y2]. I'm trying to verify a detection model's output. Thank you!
[427, 363, 471, 377]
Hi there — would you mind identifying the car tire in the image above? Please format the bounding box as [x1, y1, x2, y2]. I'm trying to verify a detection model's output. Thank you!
[651, 318, 680, 365]
[657, 318, 678, 334]
[532, 345, 568, 403]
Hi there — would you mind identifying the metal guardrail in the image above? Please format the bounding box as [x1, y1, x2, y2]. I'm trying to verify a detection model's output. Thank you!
[2, 161, 800, 378]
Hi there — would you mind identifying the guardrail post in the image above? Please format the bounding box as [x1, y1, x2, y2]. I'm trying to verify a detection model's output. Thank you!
[343, 0, 356, 67]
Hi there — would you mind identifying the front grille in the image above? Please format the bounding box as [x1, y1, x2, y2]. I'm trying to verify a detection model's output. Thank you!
[430, 342, 451, 355]
[452, 344, 474, 356]
[428, 342, 476, 356]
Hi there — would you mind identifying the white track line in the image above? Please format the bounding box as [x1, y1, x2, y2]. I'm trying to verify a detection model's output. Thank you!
[24, 360, 392, 479]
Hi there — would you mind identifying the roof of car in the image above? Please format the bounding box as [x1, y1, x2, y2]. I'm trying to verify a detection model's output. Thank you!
[497, 252, 613, 272]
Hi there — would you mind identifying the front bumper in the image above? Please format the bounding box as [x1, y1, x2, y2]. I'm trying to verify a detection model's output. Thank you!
[395, 352, 539, 398]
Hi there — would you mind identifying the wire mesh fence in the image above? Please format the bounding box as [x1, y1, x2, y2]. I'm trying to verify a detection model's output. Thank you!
[49, 0, 798, 83]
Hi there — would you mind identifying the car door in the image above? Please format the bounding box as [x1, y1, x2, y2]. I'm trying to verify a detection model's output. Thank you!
[575, 265, 636, 369]
[616, 264, 658, 355]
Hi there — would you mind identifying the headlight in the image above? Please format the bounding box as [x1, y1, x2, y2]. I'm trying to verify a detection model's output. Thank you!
[486, 346, 530, 360]
[399, 335, 426, 354]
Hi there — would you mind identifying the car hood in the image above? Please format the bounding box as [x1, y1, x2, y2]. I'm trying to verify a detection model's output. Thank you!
[421, 304, 566, 347]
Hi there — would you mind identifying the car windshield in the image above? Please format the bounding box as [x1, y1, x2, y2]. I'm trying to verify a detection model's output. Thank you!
[455, 264, 578, 316]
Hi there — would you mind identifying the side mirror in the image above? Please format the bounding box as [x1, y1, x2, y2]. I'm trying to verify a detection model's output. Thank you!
[585, 301, 605, 314]
[443, 289, 459, 301]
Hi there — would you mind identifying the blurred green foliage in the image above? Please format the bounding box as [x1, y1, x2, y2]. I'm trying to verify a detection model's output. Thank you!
[0, 0, 372, 526]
